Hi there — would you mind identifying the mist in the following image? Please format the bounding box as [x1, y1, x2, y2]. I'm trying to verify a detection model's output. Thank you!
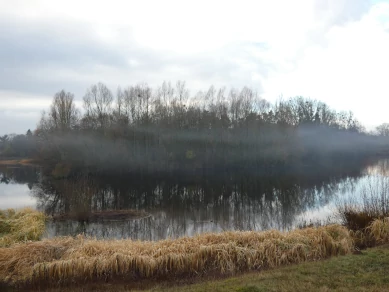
[1, 81, 387, 180]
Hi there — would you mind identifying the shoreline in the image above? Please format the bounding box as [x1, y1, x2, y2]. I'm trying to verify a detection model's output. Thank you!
[0, 158, 38, 166]
[0, 208, 388, 291]
[50, 209, 152, 222]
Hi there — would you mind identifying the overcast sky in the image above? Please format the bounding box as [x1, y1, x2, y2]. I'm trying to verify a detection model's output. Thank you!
[1, 0, 389, 135]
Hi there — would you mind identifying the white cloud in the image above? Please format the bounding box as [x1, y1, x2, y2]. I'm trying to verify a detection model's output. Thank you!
[0, 91, 51, 134]
[0, 0, 388, 133]
[0, 0, 317, 54]
[263, 1, 389, 127]
[0, 90, 51, 110]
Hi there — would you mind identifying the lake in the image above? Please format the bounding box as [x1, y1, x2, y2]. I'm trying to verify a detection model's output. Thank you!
[1, 158, 387, 241]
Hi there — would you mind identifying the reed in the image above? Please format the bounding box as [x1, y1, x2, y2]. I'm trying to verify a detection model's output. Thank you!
[367, 217, 389, 243]
[0, 208, 46, 247]
[0, 225, 353, 287]
[335, 176, 389, 247]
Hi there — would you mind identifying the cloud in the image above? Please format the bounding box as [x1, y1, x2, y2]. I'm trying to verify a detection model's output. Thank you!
[313, 0, 372, 26]
[0, 12, 272, 97]
[0, 0, 387, 134]
[263, 1, 389, 127]
[0, 17, 134, 96]
[0, 90, 51, 135]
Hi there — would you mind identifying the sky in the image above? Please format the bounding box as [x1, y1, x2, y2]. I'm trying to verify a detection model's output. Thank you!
[1, 0, 389, 135]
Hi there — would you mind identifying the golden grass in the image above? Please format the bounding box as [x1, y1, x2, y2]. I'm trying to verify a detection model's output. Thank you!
[346, 216, 389, 248]
[368, 217, 389, 243]
[0, 225, 353, 288]
[142, 244, 389, 292]
[0, 208, 46, 247]
[1, 211, 388, 290]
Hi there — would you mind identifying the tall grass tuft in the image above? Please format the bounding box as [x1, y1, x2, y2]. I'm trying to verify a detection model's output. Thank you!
[336, 176, 389, 247]
[0, 208, 46, 247]
[367, 217, 389, 243]
[0, 225, 353, 287]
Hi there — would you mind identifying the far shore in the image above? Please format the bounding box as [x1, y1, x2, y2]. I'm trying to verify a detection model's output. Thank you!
[50, 209, 152, 222]
[0, 158, 38, 166]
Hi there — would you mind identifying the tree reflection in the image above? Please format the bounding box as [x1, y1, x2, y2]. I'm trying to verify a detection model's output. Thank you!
[32, 166, 368, 240]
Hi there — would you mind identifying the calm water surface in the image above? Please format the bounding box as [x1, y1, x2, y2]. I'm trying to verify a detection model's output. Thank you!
[1, 159, 387, 241]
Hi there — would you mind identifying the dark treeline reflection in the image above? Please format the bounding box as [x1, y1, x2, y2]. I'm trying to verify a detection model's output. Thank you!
[30, 164, 366, 240]
[0, 166, 41, 189]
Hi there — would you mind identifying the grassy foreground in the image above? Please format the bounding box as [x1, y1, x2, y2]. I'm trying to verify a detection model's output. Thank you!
[1, 225, 353, 288]
[0, 209, 388, 291]
[145, 244, 389, 292]
[11, 245, 389, 291]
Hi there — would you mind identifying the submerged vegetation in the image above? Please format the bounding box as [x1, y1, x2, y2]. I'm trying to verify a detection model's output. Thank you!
[0, 208, 46, 247]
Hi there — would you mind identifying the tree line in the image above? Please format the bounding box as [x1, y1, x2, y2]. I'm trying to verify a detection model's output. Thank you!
[1, 81, 388, 178]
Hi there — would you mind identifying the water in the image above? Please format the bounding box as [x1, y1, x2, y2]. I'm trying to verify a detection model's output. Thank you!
[0, 159, 386, 241]
[0, 166, 40, 209]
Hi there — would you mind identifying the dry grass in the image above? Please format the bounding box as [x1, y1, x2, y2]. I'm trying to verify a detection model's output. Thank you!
[0, 208, 46, 247]
[1, 209, 388, 290]
[345, 216, 389, 249]
[368, 217, 389, 243]
[0, 225, 353, 288]
[142, 244, 389, 292]
[13, 244, 389, 292]
[336, 175, 389, 248]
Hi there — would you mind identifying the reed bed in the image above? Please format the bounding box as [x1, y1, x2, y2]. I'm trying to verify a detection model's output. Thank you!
[0, 208, 46, 247]
[0, 225, 353, 287]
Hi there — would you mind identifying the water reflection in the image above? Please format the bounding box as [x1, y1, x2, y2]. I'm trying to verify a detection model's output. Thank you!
[36, 173, 361, 240]
[0, 165, 41, 209]
[1, 160, 383, 241]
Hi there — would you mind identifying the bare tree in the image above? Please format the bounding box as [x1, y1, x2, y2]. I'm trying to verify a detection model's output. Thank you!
[133, 83, 152, 124]
[83, 82, 113, 129]
[38, 90, 79, 132]
[376, 123, 389, 136]
[229, 88, 241, 125]
[116, 87, 124, 117]
[175, 80, 189, 104]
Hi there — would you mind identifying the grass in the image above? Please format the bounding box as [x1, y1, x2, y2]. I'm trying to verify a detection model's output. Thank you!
[0, 224, 353, 289]
[0, 208, 46, 247]
[142, 244, 389, 292]
[336, 176, 389, 248]
[1, 208, 388, 291]
[12, 245, 389, 291]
